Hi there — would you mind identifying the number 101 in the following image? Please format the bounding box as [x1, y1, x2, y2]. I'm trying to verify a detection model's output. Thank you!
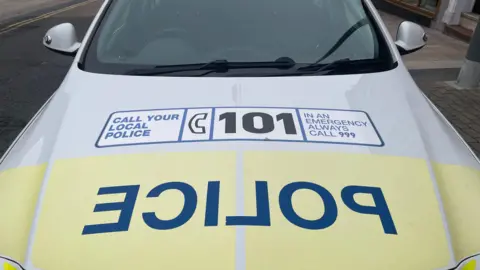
[219, 112, 298, 135]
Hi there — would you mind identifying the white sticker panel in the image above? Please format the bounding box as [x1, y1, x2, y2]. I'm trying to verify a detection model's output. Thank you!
[213, 108, 304, 141]
[96, 109, 185, 147]
[180, 108, 213, 142]
[298, 109, 383, 146]
[96, 107, 384, 148]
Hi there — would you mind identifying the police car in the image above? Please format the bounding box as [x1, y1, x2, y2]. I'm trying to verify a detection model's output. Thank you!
[1, 0, 480, 269]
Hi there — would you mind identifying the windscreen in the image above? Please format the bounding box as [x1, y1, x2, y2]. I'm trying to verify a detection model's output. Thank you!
[82, 0, 393, 75]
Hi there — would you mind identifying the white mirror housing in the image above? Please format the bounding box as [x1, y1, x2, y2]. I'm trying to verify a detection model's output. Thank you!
[395, 21, 427, 56]
[43, 23, 81, 56]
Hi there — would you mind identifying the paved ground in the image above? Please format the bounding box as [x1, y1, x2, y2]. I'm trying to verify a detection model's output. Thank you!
[0, 1, 478, 157]
[423, 82, 480, 157]
[409, 67, 480, 157]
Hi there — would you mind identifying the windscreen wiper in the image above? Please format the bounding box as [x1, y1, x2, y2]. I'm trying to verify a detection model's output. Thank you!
[125, 58, 296, 76]
[232, 58, 391, 77]
[232, 58, 352, 77]
[235, 17, 366, 77]
[297, 58, 351, 72]
[301, 17, 369, 70]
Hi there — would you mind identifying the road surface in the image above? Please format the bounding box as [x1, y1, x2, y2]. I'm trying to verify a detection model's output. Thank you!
[0, 0, 90, 24]
[0, 0, 101, 155]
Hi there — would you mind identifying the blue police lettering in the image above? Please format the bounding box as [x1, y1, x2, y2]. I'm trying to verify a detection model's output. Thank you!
[108, 123, 149, 131]
[143, 182, 197, 230]
[226, 181, 271, 226]
[105, 120, 151, 140]
[279, 182, 337, 229]
[147, 114, 180, 122]
[205, 181, 220, 226]
[113, 116, 142, 123]
[82, 185, 140, 235]
[341, 185, 397, 235]
[83, 181, 396, 235]
[105, 129, 151, 139]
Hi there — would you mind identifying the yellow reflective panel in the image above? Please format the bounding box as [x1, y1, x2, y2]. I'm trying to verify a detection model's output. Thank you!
[244, 152, 450, 270]
[27, 151, 464, 270]
[0, 165, 46, 262]
[454, 254, 480, 270]
[3, 262, 16, 270]
[32, 152, 236, 270]
[460, 260, 476, 270]
[0, 256, 23, 270]
[434, 163, 480, 261]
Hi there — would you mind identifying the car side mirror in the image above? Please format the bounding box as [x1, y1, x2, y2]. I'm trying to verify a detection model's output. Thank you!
[395, 21, 427, 56]
[43, 23, 81, 56]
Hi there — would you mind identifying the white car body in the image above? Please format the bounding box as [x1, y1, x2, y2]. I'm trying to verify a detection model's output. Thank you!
[1, 0, 480, 270]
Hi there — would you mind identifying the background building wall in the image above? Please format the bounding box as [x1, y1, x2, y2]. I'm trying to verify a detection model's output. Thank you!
[442, 0, 476, 25]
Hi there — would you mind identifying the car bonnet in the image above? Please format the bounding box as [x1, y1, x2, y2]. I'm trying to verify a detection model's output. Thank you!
[1, 67, 480, 270]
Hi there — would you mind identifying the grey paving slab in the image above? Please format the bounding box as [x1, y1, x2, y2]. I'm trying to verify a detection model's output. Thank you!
[421, 81, 480, 157]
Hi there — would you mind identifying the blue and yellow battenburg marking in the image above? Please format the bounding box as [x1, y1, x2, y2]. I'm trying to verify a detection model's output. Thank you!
[80, 180, 396, 235]
[26, 151, 454, 270]
[2, 151, 480, 270]
[0, 165, 45, 263]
